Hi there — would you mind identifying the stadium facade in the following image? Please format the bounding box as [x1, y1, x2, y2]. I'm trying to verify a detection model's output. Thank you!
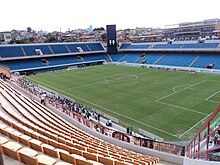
[0, 24, 220, 165]
[163, 18, 220, 41]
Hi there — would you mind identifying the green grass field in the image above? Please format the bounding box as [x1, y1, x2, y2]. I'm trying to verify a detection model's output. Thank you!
[25, 65, 220, 141]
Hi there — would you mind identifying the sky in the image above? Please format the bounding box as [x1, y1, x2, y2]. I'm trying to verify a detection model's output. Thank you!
[1, 0, 219, 32]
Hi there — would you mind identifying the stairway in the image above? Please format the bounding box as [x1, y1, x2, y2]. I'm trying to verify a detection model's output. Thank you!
[118, 53, 129, 62]
[188, 53, 202, 67]
[133, 53, 148, 63]
[48, 46, 54, 54]
[20, 47, 26, 56]
[153, 55, 164, 65]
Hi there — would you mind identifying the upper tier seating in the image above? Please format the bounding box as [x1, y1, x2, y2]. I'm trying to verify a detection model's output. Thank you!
[153, 44, 182, 49]
[119, 42, 219, 50]
[119, 44, 130, 49]
[181, 43, 218, 49]
[0, 79, 159, 164]
[120, 44, 150, 49]
[86, 43, 105, 51]
[0, 46, 24, 58]
[0, 42, 105, 59]
[50, 45, 70, 54]
[22, 45, 53, 56]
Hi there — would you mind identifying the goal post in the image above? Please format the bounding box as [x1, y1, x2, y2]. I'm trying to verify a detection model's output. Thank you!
[67, 65, 78, 71]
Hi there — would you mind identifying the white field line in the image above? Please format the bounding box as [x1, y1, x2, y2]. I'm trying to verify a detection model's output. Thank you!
[173, 84, 190, 93]
[178, 113, 211, 138]
[205, 99, 220, 104]
[27, 77, 179, 138]
[205, 91, 220, 101]
[155, 80, 208, 115]
[61, 69, 156, 91]
[155, 80, 207, 102]
[156, 101, 208, 115]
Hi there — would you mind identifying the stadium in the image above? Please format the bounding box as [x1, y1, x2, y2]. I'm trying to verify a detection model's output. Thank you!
[0, 24, 220, 165]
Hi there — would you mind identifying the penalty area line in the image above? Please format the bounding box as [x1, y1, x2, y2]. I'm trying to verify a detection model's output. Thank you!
[155, 80, 207, 102]
[178, 113, 211, 138]
[205, 91, 220, 101]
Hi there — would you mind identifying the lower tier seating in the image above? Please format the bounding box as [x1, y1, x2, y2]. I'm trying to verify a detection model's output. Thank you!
[0, 79, 159, 165]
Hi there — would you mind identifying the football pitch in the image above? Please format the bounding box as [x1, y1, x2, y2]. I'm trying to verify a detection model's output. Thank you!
[25, 64, 220, 141]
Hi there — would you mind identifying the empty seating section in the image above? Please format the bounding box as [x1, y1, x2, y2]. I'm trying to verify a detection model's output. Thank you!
[0, 80, 159, 164]
[1, 54, 108, 71]
[2, 59, 48, 71]
[119, 42, 219, 50]
[50, 45, 69, 54]
[66, 44, 79, 53]
[136, 53, 162, 64]
[22, 45, 53, 56]
[74, 44, 90, 52]
[155, 53, 198, 66]
[81, 54, 109, 62]
[0, 42, 105, 59]
[109, 53, 128, 61]
[153, 44, 182, 49]
[110, 52, 220, 69]
[86, 43, 105, 51]
[0, 45, 24, 58]
[192, 53, 220, 69]
[119, 43, 130, 49]
[181, 43, 218, 49]
[47, 56, 79, 66]
[126, 44, 150, 49]
[117, 53, 142, 63]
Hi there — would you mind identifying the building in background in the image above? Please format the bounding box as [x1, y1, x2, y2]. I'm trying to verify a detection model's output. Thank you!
[163, 18, 220, 41]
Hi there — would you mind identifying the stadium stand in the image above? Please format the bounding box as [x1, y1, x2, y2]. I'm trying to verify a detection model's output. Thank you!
[134, 53, 162, 64]
[119, 43, 130, 49]
[181, 43, 218, 49]
[119, 42, 220, 50]
[0, 42, 105, 59]
[119, 43, 150, 50]
[109, 53, 130, 62]
[2, 40, 220, 164]
[155, 53, 198, 67]
[153, 44, 182, 49]
[0, 45, 24, 58]
[50, 44, 70, 54]
[192, 53, 220, 69]
[22, 45, 53, 56]
[0, 54, 109, 72]
[86, 43, 105, 51]
[117, 53, 142, 63]
[0, 78, 160, 165]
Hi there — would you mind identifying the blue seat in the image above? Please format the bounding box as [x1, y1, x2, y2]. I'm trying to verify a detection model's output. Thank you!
[192, 53, 220, 69]
[23, 45, 53, 56]
[0, 45, 24, 58]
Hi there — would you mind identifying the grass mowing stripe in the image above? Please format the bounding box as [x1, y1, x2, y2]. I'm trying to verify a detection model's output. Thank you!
[27, 76, 180, 138]
[26, 65, 220, 140]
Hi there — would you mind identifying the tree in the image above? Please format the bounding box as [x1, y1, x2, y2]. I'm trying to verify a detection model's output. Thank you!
[27, 27, 32, 33]
[93, 27, 105, 31]
[101, 33, 106, 41]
